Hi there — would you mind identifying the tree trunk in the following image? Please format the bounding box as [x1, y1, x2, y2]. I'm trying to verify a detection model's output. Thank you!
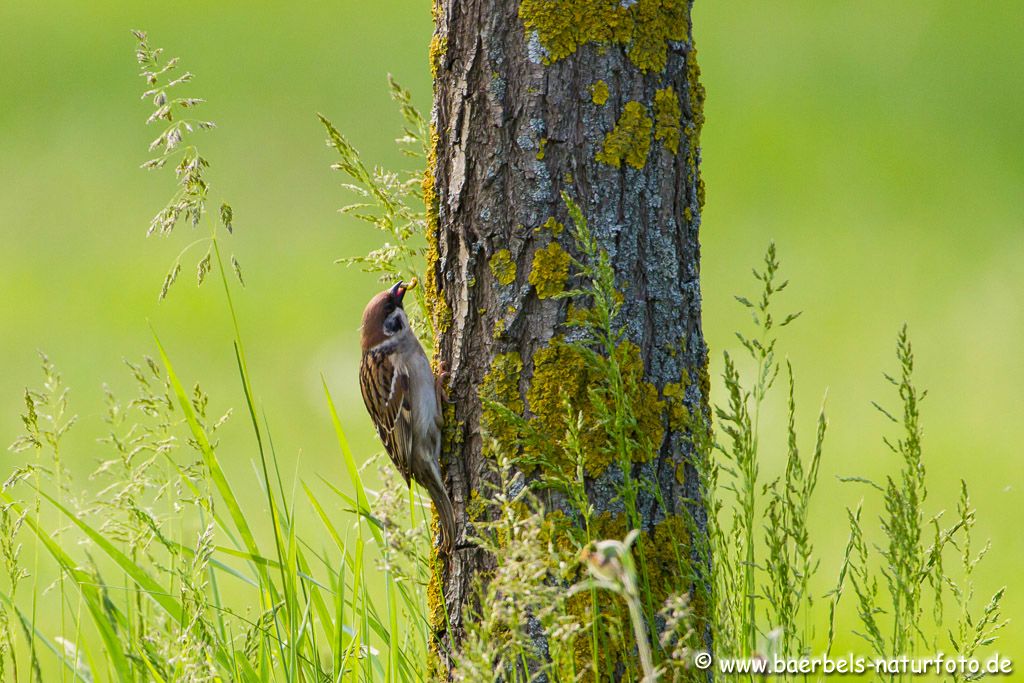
[425, 0, 709, 676]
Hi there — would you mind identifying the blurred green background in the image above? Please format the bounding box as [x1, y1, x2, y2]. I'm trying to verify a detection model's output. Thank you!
[1, 0, 1020, 661]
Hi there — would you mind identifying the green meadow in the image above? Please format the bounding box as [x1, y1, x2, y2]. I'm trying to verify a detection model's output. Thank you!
[0, 0, 1020, 676]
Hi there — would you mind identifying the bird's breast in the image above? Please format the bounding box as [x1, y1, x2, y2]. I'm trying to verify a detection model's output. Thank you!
[392, 340, 441, 437]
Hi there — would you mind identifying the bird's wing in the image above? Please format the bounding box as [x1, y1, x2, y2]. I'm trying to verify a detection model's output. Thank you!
[360, 350, 414, 484]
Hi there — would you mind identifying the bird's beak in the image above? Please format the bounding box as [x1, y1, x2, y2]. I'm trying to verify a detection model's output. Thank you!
[389, 277, 418, 306]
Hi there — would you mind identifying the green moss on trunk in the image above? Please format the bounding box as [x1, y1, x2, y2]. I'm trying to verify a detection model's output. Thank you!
[563, 512, 692, 681]
[489, 249, 517, 286]
[654, 86, 682, 155]
[423, 124, 452, 336]
[539, 216, 565, 237]
[684, 47, 706, 209]
[478, 331, 684, 479]
[519, 0, 689, 73]
[596, 101, 653, 170]
[480, 352, 525, 454]
[528, 242, 571, 299]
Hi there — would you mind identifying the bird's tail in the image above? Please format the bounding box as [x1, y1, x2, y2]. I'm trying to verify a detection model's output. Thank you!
[421, 473, 457, 554]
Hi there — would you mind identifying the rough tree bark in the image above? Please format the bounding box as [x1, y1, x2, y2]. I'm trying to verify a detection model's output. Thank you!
[425, 0, 709, 676]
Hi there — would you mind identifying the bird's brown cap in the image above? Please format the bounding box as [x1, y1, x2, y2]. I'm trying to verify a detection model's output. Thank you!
[360, 279, 415, 351]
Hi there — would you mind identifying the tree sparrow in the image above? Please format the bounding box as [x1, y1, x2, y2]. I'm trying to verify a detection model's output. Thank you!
[359, 280, 456, 553]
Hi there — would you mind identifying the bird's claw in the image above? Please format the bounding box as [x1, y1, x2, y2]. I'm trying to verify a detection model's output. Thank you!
[435, 361, 451, 404]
